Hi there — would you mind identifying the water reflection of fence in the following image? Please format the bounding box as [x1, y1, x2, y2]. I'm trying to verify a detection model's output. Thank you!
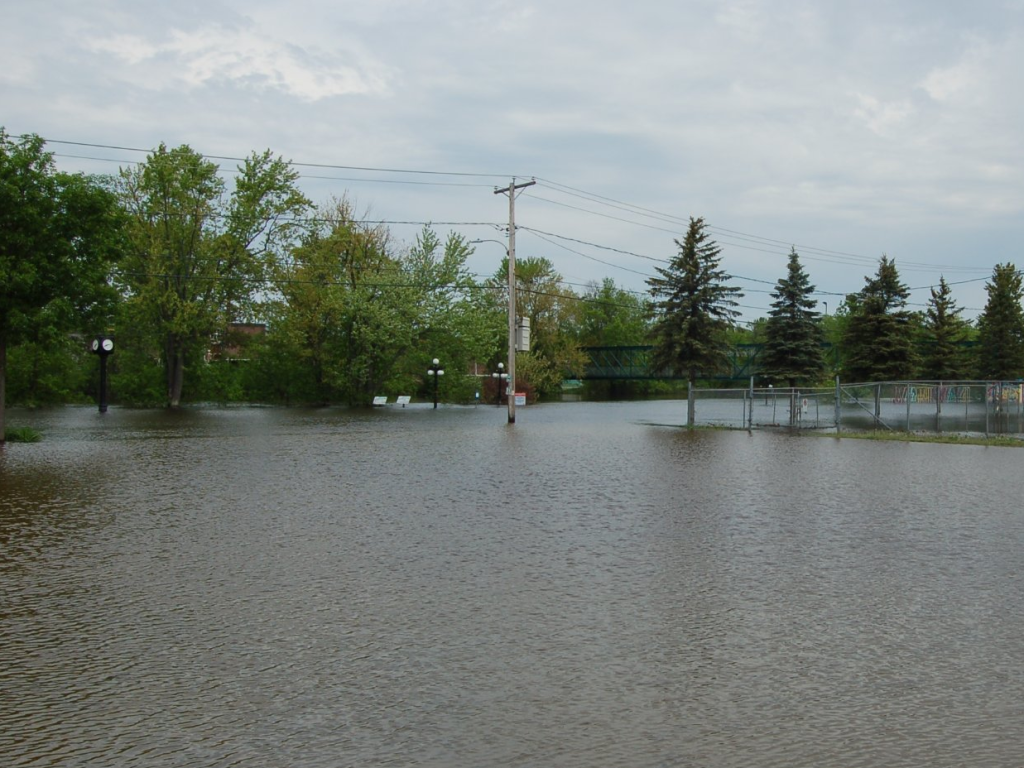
[693, 380, 1024, 435]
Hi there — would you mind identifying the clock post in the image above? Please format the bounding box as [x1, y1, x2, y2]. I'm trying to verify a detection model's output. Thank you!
[90, 335, 114, 413]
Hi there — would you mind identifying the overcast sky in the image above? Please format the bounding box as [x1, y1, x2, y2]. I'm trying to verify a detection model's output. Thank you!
[5, 0, 1024, 323]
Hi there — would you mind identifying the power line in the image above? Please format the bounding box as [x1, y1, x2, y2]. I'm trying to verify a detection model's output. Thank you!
[524, 230, 657, 279]
[534, 176, 989, 275]
[52, 152, 499, 188]
[34, 133, 1004, 292]
[38, 137, 516, 179]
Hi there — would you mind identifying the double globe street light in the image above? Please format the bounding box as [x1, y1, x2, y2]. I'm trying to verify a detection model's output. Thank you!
[427, 358, 444, 409]
[90, 334, 115, 413]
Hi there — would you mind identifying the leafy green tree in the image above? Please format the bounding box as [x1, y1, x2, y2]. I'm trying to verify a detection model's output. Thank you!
[6, 306, 95, 406]
[647, 217, 741, 423]
[0, 130, 123, 439]
[975, 263, 1024, 380]
[263, 198, 404, 404]
[115, 143, 310, 407]
[263, 203, 496, 406]
[841, 256, 917, 382]
[577, 278, 650, 347]
[575, 278, 655, 399]
[761, 248, 825, 387]
[405, 228, 501, 403]
[920, 276, 970, 380]
[489, 255, 587, 397]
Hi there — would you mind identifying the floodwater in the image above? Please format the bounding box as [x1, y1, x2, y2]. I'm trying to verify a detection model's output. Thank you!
[1, 402, 1022, 767]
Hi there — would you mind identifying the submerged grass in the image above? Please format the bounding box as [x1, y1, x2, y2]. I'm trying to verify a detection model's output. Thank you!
[701, 423, 1024, 447]
[821, 430, 1024, 447]
[3, 426, 42, 443]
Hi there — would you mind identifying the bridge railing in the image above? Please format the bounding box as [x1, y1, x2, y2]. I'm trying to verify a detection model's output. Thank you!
[581, 343, 837, 381]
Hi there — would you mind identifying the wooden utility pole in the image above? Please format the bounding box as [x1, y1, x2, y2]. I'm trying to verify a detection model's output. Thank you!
[494, 178, 535, 424]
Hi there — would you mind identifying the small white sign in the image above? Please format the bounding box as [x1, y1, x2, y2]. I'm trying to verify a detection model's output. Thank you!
[396, 395, 411, 406]
[372, 396, 388, 406]
[515, 392, 527, 406]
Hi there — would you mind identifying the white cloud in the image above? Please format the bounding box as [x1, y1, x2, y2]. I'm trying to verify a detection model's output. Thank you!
[7, 0, 1024, 318]
[852, 93, 915, 135]
[87, 24, 390, 101]
[920, 39, 990, 104]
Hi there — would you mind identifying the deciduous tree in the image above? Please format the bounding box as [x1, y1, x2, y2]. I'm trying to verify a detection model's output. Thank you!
[0, 130, 122, 439]
[577, 278, 650, 347]
[116, 144, 310, 407]
[490, 255, 587, 396]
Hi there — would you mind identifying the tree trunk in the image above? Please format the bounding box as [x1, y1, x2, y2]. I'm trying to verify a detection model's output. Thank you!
[165, 336, 185, 408]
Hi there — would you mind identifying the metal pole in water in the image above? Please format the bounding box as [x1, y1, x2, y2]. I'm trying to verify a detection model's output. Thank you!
[985, 382, 990, 437]
[835, 376, 841, 434]
[906, 382, 911, 432]
[966, 384, 970, 433]
[748, 376, 754, 429]
[687, 379, 695, 428]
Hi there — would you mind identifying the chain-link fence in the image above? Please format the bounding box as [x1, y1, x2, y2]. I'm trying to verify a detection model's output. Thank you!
[692, 380, 1024, 435]
[692, 385, 838, 430]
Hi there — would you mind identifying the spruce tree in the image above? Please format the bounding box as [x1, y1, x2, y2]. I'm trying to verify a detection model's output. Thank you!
[975, 263, 1024, 380]
[841, 256, 917, 382]
[647, 217, 741, 422]
[920, 276, 969, 380]
[761, 248, 825, 387]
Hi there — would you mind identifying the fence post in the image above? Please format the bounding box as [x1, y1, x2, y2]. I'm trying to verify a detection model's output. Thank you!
[966, 384, 970, 433]
[906, 381, 912, 432]
[874, 384, 881, 429]
[687, 378, 695, 428]
[985, 382, 990, 437]
[748, 376, 754, 429]
[835, 376, 841, 434]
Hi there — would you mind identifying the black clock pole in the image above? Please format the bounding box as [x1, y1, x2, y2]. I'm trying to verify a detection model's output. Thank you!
[98, 354, 109, 413]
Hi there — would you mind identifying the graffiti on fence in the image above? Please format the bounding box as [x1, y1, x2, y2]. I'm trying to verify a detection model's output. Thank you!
[892, 385, 973, 404]
[987, 384, 1023, 404]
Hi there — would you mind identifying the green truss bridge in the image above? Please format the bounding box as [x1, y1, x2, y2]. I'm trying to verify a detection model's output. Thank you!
[580, 344, 838, 382]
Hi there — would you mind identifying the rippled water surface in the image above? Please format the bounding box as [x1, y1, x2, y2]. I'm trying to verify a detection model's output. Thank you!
[2, 402, 1023, 767]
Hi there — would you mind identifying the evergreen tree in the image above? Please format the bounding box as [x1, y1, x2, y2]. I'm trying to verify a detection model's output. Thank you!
[975, 263, 1024, 380]
[761, 248, 825, 387]
[647, 217, 741, 422]
[841, 256, 917, 382]
[920, 276, 969, 380]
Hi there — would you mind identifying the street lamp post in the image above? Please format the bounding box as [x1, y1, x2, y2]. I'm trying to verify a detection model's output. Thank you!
[427, 358, 444, 409]
[491, 362, 508, 406]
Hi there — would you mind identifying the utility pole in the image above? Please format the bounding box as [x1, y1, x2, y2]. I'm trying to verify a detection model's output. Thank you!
[494, 177, 535, 424]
